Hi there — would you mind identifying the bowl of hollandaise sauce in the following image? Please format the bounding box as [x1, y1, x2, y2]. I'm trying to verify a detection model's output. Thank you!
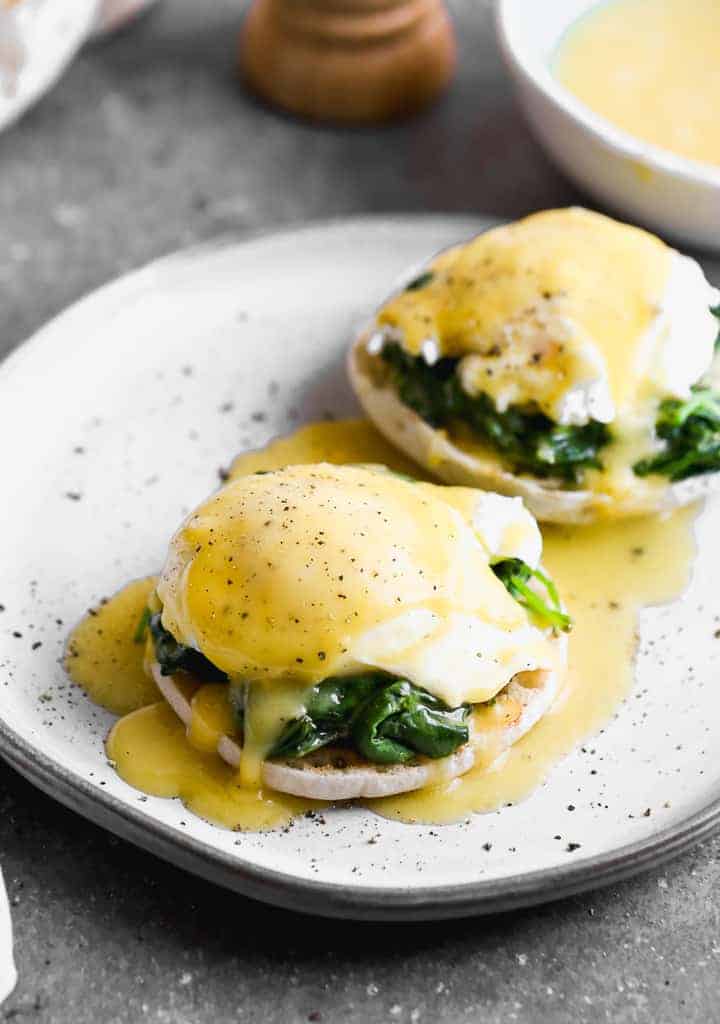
[496, 0, 720, 250]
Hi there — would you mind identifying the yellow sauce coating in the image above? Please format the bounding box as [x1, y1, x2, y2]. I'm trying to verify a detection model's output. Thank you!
[64, 576, 160, 716]
[554, 0, 720, 168]
[107, 702, 319, 830]
[239, 677, 316, 787]
[187, 683, 237, 754]
[375, 504, 696, 822]
[67, 581, 323, 827]
[157, 462, 524, 685]
[66, 420, 697, 830]
[227, 418, 420, 480]
[376, 208, 670, 417]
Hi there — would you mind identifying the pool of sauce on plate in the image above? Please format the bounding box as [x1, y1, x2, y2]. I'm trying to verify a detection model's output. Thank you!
[64, 576, 160, 716]
[375, 505, 695, 823]
[108, 702, 317, 829]
[66, 419, 697, 830]
[554, 0, 720, 168]
[66, 581, 320, 830]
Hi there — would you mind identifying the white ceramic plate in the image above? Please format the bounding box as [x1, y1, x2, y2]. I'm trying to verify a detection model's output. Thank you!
[0, 0, 98, 134]
[2, 216, 720, 921]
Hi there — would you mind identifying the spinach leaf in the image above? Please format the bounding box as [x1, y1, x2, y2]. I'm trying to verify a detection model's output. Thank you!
[382, 341, 458, 425]
[634, 387, 720, 482]
[268, 714, 333, 759]
[492, 558, 571, 633]
[146, 619, 469, 764]
[149, 613, 228, 682]
[711, 304, 720, 349]
[404, 270, 435, 292]
[381, 343, 610, 483]
[270, 674, 380, 759]
[352, 681, 470, 764]
[133, 607, 152, 644]
[305, 673, 380, 725]
[270, 672, 469, 764]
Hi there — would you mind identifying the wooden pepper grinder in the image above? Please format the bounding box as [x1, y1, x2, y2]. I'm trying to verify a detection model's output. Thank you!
[240, 0, 457, 123]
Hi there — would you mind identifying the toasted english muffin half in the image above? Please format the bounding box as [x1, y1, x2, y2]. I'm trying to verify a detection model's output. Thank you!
[152, 660, 564, 801]
[349, 327, 720, 525]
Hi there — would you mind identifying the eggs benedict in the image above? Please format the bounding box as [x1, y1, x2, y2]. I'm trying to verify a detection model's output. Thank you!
[349, 208, 720, 522]
[142, 462, 568, 801]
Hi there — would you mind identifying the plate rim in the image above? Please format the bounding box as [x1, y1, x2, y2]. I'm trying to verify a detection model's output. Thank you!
[2, 214, 719, 921]
[5, 714, 720, 921]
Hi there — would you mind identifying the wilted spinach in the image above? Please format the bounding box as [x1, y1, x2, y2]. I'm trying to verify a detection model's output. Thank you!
[492, 558, 571, 633]
[270, 673, 469, 764]
[380, 343, 610, 483]
[634, 387, 720, 482]
[149, 613, 228, 682]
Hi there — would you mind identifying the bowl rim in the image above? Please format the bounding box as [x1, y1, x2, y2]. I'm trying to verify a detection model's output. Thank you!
[495, 0, 720, 192]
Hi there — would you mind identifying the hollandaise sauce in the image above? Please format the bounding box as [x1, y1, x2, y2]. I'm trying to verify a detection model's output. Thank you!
[64, 576, 161, 716]
[554, 0, 720, 168]
[376, 209, 671, 419]
[375, 505, 695, 823]
[66, 420, 697, 831]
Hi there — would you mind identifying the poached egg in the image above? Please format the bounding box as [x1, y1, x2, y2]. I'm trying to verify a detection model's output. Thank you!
[156, 463, 559, 709]
[374, 208, 719, 432]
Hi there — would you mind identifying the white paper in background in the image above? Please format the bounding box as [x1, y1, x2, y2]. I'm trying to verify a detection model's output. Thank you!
[0, 0, 99, 135]
[0, 3, 27, 96]
[0, 868, 17, 1006]
[93, 0, 158, 35]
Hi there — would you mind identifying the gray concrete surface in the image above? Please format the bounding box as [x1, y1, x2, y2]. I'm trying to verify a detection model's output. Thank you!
[1, 1, 719, 1021]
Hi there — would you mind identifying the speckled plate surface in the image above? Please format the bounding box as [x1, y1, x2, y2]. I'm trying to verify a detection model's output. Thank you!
[2, 216, 720, 921]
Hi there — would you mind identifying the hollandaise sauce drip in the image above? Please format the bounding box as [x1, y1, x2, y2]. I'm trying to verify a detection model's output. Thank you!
[373, 503, 696, 822]
[375, 208, 671, 419]
[239, 679, 312, 788]
[66, 420, 697, 831]
[66, 576, 323, 829]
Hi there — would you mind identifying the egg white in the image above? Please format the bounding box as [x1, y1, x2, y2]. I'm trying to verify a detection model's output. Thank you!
[330, 486, 554, 707]
[552, 250, 719, 427]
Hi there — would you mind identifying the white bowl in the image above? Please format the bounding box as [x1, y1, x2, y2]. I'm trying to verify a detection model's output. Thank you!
[496, 0, 720, 251]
